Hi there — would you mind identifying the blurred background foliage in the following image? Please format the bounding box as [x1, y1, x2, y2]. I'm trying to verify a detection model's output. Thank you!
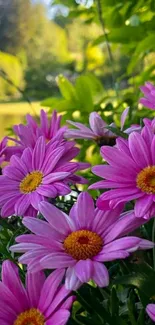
[0, 0, 155, 101]
[0, 0, 155, 163]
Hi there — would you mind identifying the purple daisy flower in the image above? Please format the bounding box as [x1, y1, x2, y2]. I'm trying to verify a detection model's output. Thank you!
[0, 136, 89, 218]
[8, 109, 67, 151]
[65, 109, 140, 146]
[0, 260, 74, 325]
[65, 111, 117, 146]
[146, 304, 155, 322]
[89, 126, 155, 219]
[139, 82, 155, 110]
[10, 192, 153, 290]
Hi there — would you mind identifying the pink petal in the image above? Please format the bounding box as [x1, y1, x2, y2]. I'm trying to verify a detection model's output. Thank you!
[128, 132, 151, 168]
[40, 253, 75, 269]
[45, 286, 70, 318]
[39, 201, 71, 235]
[37, 184, 57, 197]
[26, 270, 45, 308]
[100, 146, 138, 172]
[101, 237, 141, 253]
[75, 259, 93, 283]
[139, 98, 155, 109]
[38, 269, 65, 314]
[15, 194, 30, 216]
[103, 212, 141, 243]
[40, 110, 49, 136]
[22, 217, 58, 239]
[138, 239, 154, 250]
[60, 296, 75, 310]
[120, 107, 129, 130]
[1, 196, 18, 217]
[89, 112, 107, 136]
[2, 261, 29, 311]
[0, 280, 24, 314]
[146, 304, 155, 321]
[135, 195, 153, 218]
[29, 191, 43, 210]
[41, 147, 65, 175]
[65, 266, 82, 290]
[46, 310, 70, 325]
[10, 243, 43, 253]
[94, 250, 129, 262]
[32, 136, 46, 170]
[92, 205, 124, 236]
[92, 164, 136, 182]
[43, 172, 70, 184]
[92, 261, 109, 287]
[76, 192, 95, 228]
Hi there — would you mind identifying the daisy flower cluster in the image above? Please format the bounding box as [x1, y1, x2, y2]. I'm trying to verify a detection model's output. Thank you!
[0, 82, 155, 324]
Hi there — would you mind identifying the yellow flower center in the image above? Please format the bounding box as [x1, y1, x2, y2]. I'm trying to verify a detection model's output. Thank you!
[19, 171, 43, 194]
[63, 229, 103, 260]
[136, 166, 155, 194]
[13, 308, 45, 325]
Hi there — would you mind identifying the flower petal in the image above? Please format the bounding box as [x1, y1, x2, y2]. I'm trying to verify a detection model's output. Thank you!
[129, 132, 151, 168]
[135, 195, 153, 218]
[94, 251, 129, 262]
[39, 201, 71, 235]
[2, 261, 29, 311]
[92, 261, 109, 287]
[146, 304, 155, 321]
[38, 269, 65, 314]
[46, 310, 70, 325]
[65, 266, 82, 290]
[89, 112, 107, 136]
[75, 192, 95, 228]
[26, 271, 45, 308]
[75, 259, 93, 283]
[40, 253, 75, 269]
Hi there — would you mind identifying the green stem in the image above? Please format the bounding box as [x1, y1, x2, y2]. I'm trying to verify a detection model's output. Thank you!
[152, 218, 155, 270]
[96, 0, 118, 96]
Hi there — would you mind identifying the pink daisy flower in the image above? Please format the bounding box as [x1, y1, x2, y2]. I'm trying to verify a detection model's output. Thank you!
[146, 304, 155, 322]
[8, 109, 67, 151]
[0, 260, 74, 325]
[10, 192, 154, 290]
[65, 109, 140, 146]
[89, 127, 155, 219]
[65, 111, 118, 146]
[139, 82, 155, 110]
[0, 136, 89, 218]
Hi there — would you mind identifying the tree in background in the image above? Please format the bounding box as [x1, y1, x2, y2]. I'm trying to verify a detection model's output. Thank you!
[0, 0, 33, 55]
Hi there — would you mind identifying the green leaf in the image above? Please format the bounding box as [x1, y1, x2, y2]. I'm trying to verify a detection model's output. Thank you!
[137, 308, 145, 325]
[114, 263, 155, 302]
[75, 75, 94, 112]
[110, 287, 119, 317]
[106, 126, 128, 139]
[41, 97, 61, 108]
[127, 291, 137, 325]
[56, 74, 77, 101]
[93, 26, 144, 46]
[128, 34, 155, 73]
